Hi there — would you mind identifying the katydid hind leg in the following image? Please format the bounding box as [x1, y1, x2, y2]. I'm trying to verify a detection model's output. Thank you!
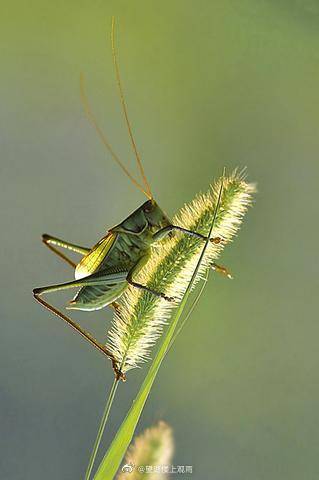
[33, 268, 128, 297]
[33, 292, 125, 380]
[42, 234, 90, 268]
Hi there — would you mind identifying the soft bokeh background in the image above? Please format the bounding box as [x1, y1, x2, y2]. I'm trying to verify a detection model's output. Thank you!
[1, 1, 318, 479]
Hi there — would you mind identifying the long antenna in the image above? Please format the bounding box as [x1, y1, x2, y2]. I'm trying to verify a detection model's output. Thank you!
[80, 73, 150, 198]
[111, 17, 153, 199]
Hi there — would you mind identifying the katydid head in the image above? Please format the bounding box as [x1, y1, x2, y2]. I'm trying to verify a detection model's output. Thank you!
[142, 199, 171, 231]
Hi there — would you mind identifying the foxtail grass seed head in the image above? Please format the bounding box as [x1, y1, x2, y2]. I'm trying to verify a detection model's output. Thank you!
[117, 421, 174, 479]
[107, 170, 256, 373]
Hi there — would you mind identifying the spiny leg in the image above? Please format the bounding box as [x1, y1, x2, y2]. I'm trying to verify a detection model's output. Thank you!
[33, 292, 125, 381]
[211, 262, 233, 279]
[126, 262, 175, 302]
[127, 278, 175, 302]
[33, 269, 129, 380]
[153, 225, 223, 244]
[42, 234, 90, 268]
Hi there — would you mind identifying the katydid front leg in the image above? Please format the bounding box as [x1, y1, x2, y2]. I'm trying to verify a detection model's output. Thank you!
[126, 255, 175, 302]
[153, 225, 222, 244]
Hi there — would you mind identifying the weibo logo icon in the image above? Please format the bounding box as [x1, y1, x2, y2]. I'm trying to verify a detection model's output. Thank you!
[121, 463, 134, 473]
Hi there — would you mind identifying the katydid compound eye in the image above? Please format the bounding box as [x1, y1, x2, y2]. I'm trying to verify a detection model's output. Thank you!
[144, 204, 152, 213]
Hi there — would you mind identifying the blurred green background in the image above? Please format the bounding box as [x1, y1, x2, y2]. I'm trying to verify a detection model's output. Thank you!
[1, 1, 318, 479]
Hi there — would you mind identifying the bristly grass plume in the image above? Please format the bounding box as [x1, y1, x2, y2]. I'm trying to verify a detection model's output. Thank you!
[117, 421, 174, 479]
[107, 170, 256, 373]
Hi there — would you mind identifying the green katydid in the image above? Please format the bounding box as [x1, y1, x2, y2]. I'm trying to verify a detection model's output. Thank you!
[33, 19, 230, 380]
